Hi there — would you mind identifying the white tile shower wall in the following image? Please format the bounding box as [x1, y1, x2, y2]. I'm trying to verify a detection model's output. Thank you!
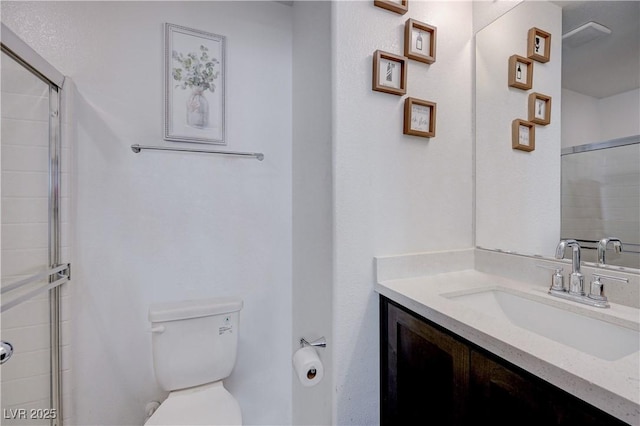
[2, 2, 293, 425]
[561, 143, 640, 268]
[1, 53, 55, 421]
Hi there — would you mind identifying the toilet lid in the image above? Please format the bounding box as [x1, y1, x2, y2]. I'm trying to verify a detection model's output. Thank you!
[145, 382, 242, 426]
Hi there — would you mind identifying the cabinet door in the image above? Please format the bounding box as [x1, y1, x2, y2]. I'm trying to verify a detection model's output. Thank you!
[469, 350, 629, 426]
[470, 349, 557, 425]
[381, 298, 469, 425]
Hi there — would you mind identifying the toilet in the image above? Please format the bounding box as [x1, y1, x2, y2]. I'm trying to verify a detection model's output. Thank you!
[145, 297, 243, 425]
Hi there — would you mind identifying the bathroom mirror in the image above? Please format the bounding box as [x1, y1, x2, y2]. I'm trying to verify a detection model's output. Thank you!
[475, 1, 640, 270]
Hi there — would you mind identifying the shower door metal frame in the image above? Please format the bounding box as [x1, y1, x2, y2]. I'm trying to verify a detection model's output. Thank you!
[2, 23, 66, 426]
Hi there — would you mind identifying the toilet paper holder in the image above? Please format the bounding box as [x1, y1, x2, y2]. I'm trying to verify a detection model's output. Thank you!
[300, 336, 327, 348]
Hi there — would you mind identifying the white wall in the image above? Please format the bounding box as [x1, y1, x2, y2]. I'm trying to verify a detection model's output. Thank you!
[472, 0, 523, 34]
[292, 2, 333, 425]
[4, 2, 570, 424]
[332, 1, 474, 423]
[563, 87, 640, 147]
[599, 88, 640, 141]
[2, 2, 293, 425]
[475, 1, 562, 257]
[561, 88, 600, 148]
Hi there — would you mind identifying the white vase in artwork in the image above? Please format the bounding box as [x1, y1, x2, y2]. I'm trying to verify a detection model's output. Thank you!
[186, 86, 209, 128]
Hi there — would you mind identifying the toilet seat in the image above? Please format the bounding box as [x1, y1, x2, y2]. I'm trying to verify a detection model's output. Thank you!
[145, 381, 241, 425]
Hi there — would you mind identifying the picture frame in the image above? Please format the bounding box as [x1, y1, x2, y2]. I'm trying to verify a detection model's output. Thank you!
[404, 97, 436, 138]
[372, 50, 408, 96]
[374, 0, 408, 15]
[512, 119, 535, 152]
[527, 27, 551, 63]
[404, 19, 437, 64]
[528, 92, 551, 125]
[508, 54, 533, 90]
[164, 23, 226, 145]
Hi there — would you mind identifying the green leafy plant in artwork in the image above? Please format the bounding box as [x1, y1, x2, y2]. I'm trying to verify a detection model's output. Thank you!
[172, 45, 220, 93]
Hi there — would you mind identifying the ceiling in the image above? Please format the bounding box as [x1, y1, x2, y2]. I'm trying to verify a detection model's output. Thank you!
[554, 1, 640, 99]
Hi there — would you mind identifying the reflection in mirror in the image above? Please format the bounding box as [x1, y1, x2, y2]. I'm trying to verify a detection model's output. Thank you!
[475, 1, 640, 271]
[475, 1, 562, 258]
[559, 1, 639, 268]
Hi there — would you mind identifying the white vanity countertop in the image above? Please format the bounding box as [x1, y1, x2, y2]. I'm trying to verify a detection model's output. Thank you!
[376, 269, 640, 424]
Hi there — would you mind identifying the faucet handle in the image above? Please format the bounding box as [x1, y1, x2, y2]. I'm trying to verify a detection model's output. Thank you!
[588, 273, 628, 302]
[536, 264, 565, 292]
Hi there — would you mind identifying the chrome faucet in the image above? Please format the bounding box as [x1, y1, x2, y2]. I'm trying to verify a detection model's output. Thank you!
[555, 239, 584, 296]
[549, 239, 621, 308]
[597, 238, 623, 266]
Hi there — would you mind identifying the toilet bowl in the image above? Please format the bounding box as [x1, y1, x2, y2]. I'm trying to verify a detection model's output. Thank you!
[145, 297, 243, 425]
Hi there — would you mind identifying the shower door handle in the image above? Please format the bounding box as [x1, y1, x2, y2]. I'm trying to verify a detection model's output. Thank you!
[0, 341, 13, 364]
[1, 263, 70, 294]
[0, 263, 71, 313]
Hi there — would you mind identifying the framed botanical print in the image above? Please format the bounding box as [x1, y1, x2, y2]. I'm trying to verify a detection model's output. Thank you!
[528, 92, 551, 125]
[404, 19, 437, 64]
[165, 23, 226, 145]
[404, 97, 436, 138]
[372, 50, 408, 96]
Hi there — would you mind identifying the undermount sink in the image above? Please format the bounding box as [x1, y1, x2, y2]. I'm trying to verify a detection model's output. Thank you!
[443, 288, 639, 361]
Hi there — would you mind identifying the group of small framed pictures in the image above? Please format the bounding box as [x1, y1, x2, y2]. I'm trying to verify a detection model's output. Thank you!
[372, 1, 437, 138]
[509, 27, 552, 152]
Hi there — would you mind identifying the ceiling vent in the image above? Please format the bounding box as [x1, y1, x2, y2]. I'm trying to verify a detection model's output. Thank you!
[563, 21, 612, 48]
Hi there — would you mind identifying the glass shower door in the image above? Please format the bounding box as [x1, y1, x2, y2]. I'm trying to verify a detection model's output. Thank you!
[1, 48, 64, 425]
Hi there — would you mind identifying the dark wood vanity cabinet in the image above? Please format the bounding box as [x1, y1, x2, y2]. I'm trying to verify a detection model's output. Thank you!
[380, 295, 469, 425]
[380, 296, 629, 426]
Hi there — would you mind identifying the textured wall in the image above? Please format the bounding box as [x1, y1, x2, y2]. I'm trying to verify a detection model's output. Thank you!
[332, 2, 474, 423]
[2, 2, 293, 425]
[292, 1, 333, 424]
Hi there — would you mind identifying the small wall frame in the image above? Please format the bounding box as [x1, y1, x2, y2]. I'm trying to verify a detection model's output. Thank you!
[527, 27, 551, 63]
[508, 55, 533, 90]
[372, 50, 408, 96]
[374, 0, 408, 15]
[404, 19, 436, 64]
[404, 97, 436, 138]
[512, 119, 535, 152]
[528, 92, 551, 125]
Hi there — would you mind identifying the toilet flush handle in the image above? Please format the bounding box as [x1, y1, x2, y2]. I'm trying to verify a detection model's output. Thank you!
[150, 325, 165, 334]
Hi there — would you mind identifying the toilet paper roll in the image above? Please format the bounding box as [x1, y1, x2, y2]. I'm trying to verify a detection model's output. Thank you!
[293, 346, 324, 387]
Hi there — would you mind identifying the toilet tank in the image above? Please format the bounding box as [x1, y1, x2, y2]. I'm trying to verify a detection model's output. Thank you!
[149, 297, 243, 391]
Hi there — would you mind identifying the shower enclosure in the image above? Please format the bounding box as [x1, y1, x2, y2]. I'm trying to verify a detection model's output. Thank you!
[561, 137, 640, 269]
[1, 24, 69, 426]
